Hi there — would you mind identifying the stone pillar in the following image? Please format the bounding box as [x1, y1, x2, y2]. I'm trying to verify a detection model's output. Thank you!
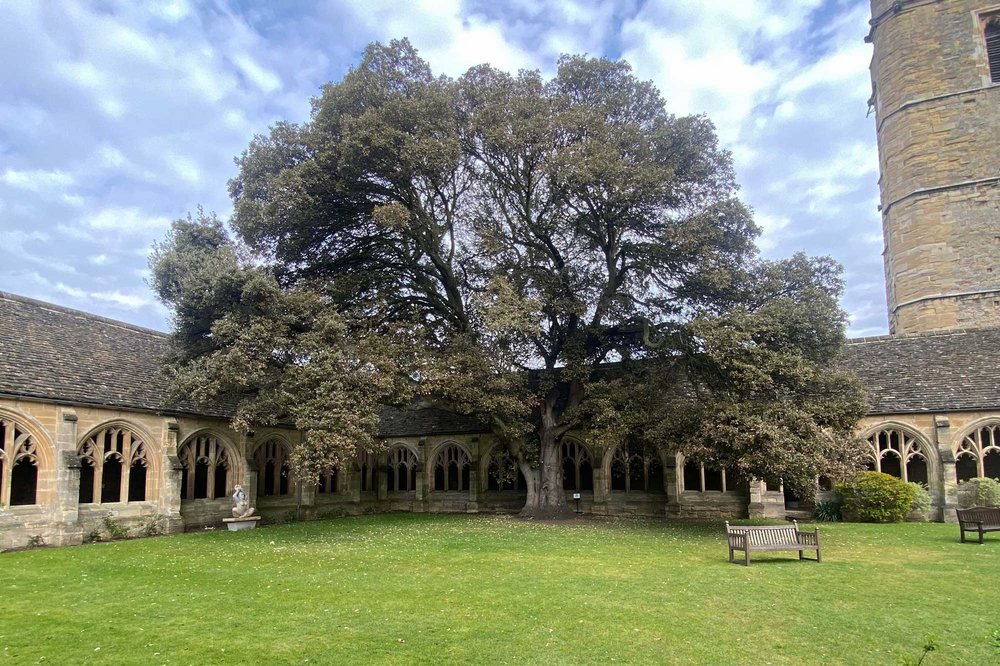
[467, 436, 479, 512]
[935, 415, 959, 523]
[242, 432, 258, 508]
[53, 409, 83, 546]
[416, 437, 428, 511]
[377, 451, 388, 502]
[161, 419, 184, 534]
[747, 479, 767, 519]
[665, 454, 681, 517]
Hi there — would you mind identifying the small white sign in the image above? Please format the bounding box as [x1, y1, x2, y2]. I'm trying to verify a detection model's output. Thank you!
[572, 492, 581, 500]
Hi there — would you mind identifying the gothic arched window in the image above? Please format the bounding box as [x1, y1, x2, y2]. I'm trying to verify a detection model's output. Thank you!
[433, 444, 470, 492]
[610, 439, 664, 494]
[387, 446, 418, 492]
[682, 459, 741, 493]
[178, 435, 231, 500]
[78, 426, 149, 504]
[317, 467, 338, 494]
[486, 448, 526, 491]
[1, 418, 41, 506]
[254, 439, 292, 497]
[865, 427, 930, 484]
[561, 440, 593, 492]
[956, 423, 1000, 482]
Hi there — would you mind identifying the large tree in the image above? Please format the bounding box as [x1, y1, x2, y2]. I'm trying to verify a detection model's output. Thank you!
[152, 40, 866, 516]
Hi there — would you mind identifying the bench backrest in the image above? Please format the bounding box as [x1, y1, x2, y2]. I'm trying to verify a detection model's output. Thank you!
[957, 507, 1000, 526]
[726, 523, 800, 546]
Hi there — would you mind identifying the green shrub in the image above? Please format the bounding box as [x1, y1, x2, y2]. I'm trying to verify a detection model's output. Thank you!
[957, 477, 1000, 508]
[836, 472, 918, 523]
[813, 500, 842, 522]
[908, 483, 932, 521]
[102, 514, 129, 540]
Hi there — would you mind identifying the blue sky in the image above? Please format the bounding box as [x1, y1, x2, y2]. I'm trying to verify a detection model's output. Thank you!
[0, 0, 887, 336]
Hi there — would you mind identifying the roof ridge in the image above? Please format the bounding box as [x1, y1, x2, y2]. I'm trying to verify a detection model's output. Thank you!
[0, 290, 169, 339]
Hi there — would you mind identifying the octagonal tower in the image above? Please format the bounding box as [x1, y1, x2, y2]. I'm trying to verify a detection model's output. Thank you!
[868, 0, 1000, 334]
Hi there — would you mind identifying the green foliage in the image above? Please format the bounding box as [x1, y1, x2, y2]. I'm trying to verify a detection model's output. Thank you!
[837, 472, 919, 523]
[102, 514, 129, 540]
[26, 535, 45, 549]
[84, 529, 102, 543]
[957, 477, 1000, 508]
[137, 515, 164, 538]
[899, 634, 939, 665]
[152, 39, 866, 511]
[813, 500, 842, 522]
[908, 483, 932, 521]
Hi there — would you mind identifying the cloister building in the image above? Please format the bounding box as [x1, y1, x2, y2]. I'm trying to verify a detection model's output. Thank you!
[0, 0, 998, 548]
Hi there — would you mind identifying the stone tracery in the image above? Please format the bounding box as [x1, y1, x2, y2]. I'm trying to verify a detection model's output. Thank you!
[956, 422, 1000, 482]
[0, 417, 41, 506]
[78, 425, 149, 504]
[865, 427, 930, 485]
[178, 434, 232, 501]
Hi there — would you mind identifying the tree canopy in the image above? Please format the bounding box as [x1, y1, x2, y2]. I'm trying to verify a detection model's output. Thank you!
[151, 39, 867, 515]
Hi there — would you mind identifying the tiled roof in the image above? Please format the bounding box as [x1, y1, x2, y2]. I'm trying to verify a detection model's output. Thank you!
[842, 327, 1000, 414]
[4, 290, 998, 427]
[0, 291, 487, 434]
[0, 291, 229, 417]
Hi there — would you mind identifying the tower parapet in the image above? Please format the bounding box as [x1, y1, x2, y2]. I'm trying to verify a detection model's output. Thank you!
[868, 0, 1000, 333]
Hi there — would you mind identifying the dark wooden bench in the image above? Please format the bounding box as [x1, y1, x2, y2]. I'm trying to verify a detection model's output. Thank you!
[725, 521, 822, 566]
[957, 507, 1000, 544]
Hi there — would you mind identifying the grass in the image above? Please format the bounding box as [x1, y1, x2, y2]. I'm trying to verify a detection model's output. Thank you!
[1, 514, 998, 665]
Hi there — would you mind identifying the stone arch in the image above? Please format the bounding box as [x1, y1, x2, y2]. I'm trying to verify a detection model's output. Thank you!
[177, 429, 241, 501]
[252, 436, 294, 497]
[480, 441, 526, 492]
[953, 419, 1000, 482]
[77, 420, 158, 504]
[679, 455, 741, 493]
[606, 437, 665, 494]
[430, 441, 471, 492]
[355, 450, 378, 495]
[0, 407, 55, 507]
[561, 438, 594, 493]
[386, 443, 419, 493]
[862, 423, 936, 486]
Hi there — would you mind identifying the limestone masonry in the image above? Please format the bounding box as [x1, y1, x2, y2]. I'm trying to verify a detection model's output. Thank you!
[0, 0, 998, 548]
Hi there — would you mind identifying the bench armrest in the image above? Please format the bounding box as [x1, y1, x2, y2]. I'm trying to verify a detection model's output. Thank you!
[728, 532, 748, 549]
[796, 529, 820, 546]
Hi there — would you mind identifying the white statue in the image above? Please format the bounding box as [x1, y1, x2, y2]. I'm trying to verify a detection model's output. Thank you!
[231, 485, 255, 519]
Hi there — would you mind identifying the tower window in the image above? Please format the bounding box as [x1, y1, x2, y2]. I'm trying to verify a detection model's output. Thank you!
[987, 18, 1000, 83]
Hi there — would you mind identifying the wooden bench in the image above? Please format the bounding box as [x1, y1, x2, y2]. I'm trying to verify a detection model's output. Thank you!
[725, 521, 822, 566]
[957, 507, 1000, 544]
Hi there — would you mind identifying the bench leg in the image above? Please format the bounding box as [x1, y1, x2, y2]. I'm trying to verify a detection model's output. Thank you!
[815, 548, 822, 564]
[745, 549, 750, 566]
[729, 546, 733, 563]
[980, 528, 985, 545]
[961, 528, 966, 543]
[798, 549, 804, 560]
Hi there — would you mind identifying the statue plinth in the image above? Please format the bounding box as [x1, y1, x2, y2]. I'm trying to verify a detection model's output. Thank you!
[222, 516, 262, 531]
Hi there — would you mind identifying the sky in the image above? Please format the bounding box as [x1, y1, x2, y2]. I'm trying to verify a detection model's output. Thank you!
[0, 0, 888, 336]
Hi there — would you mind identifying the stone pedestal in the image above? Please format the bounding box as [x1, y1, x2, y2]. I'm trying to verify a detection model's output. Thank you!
[223, 516, 261, 531]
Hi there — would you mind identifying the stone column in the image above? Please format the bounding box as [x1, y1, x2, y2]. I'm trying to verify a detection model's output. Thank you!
[747, 479, 767, 519]
[467, 436, 479, 512]
[665, 453, 681, 517]
[161, 419, 184, 534]
[377, 451, 388, 502]
[53, 409, 83, 546]
[935, 415, 959, 523]
[414, 437, 427, 512]
[242, 432, 258, 509]
[590, 447, 608, 515]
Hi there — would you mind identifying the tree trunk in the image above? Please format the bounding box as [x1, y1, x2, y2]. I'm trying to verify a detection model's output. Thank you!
[518, 417, 572, 519]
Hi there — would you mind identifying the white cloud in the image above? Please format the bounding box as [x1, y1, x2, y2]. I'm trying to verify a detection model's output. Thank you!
[232, 53, 281, 93]
[1, 168, 74, 192]
[82, 207, 172, 234]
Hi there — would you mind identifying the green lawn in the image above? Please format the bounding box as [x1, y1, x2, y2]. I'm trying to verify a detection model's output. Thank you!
[1, 514, 997, 665]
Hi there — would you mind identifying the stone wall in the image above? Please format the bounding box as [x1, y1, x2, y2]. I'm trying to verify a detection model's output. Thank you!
[5, 392, 1000, 549]
[870, 0, 1000, 333]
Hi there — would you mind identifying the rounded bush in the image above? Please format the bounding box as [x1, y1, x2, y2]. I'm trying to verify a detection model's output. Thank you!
[957, 477, 1000, 508]
[836, 472, 918, 523]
